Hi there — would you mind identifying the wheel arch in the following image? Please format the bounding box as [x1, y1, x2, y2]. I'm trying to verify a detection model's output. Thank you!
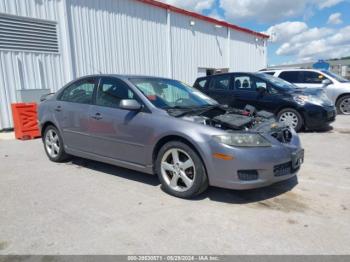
[152, 135, 208, 175]
[276, 106, 304, 120]
[336, 93, 350, 105]
[40, 121, 57, 137]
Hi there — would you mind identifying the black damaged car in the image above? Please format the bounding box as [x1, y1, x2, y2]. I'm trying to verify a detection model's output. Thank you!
[194, 72, 336, 132]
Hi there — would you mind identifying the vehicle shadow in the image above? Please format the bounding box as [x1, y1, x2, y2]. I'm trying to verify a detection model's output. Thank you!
[301, 124, 333, 133]
[69, 157, 160, 187]
[193, 176, 299, 204]
[68, 157, 298, 204]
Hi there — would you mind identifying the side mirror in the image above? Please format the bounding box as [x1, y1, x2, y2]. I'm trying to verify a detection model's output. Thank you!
[257, 86, 267, 94]
[322, 79, 332, 86]
[119, 99, 142, 111]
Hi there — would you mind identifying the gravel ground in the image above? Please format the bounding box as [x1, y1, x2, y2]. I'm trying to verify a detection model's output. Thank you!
[0, 116, 349, 255]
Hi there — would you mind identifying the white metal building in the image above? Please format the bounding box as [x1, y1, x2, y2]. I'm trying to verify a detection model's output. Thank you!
[0, 0, 268, 130]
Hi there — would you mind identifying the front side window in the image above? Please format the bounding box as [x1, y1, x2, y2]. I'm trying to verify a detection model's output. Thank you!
[60, 78, 96, 104]
[96, 78, 135, 108]
[301, 71, 326, 84]
[129, 78, 217, 109]
[258, 73, 297, 91]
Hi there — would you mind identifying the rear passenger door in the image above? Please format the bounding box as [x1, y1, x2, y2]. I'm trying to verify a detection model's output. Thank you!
[231, 74, 260, 109]
[204, 74, 233, 106]
[56, 77, 98, 153]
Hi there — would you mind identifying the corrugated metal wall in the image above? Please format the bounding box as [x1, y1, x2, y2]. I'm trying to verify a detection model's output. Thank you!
[0, 0, 72, 130]
[0, 0, 267, 130]
[67, 0, 169, 78]
[170, 12, 228, 85]
[67, 0, 267, 85]
[230, 30, 267, 72]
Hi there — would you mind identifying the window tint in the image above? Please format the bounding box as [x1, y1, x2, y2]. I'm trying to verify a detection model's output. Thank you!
[301, 71, 326, 84]
[279, 71, 301, 83]
[233, 75, 255, 91]
[197, 79, 207, 89]
[96, 78, 134, 108]
[256, 80, 267, 89]
[211, 75, 231, 90]
[60, 78, 96, 104]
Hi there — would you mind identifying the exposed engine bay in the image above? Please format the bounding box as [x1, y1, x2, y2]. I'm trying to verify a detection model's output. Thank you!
[168, 105, 293, 143]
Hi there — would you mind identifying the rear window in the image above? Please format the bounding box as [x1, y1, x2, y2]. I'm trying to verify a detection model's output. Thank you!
[279, 71, 301, 83]
[262, 72, 275, 76]
[195, 79, 208, 89]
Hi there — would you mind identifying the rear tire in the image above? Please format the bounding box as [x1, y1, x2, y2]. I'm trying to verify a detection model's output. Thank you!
[336, 95, 350, 115]
[43, 125, 69, 162]
[277, 108, 303, 132]
[155, 141, 208, 199]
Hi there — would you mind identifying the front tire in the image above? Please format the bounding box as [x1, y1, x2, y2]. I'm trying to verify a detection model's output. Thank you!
[43, 125, 69, 162]
[155, 141, 208, 199]
[336, 95, 350, 115]
[277, 108, 303, 132]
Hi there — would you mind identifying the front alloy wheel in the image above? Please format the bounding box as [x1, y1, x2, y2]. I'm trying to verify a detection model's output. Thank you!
[156, 141, 208, 198]
[161, 148, 195, 192]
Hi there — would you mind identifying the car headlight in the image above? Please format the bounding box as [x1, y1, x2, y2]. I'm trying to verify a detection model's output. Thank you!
[293, 95, 308, 105]
[293, 95, 329, 106]
[213, 133, 271, 147]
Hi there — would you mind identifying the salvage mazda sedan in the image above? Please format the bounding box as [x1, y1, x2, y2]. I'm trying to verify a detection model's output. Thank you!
[38, 75, 304, 198]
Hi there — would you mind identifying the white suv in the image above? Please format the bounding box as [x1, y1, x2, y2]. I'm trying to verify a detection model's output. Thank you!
[262, 69, 350, 114]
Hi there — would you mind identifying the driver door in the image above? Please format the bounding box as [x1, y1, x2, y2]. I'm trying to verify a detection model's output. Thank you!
[87, 77, 152, 165]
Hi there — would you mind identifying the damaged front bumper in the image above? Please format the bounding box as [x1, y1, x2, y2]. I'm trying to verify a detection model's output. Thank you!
[204, 128, 304, 190]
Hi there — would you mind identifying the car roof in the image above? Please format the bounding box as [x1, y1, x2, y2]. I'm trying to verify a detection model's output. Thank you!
[264, 68, 324, 72]
[75, 74, 174, 81]
[197, 72, 257, 79]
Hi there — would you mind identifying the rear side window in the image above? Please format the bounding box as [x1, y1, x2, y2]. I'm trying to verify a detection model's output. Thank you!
[263, 72, 275, 76]
[279, 71, 301, 83]
[210, 75, 231, 90]
[60, 78, 96, 104]
[233, 75, 256, 91]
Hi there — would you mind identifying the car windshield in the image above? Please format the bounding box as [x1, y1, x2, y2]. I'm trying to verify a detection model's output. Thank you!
[258, 73, 297, 90]
[129, 78, 218, 109]
[321, 70, 350, 83]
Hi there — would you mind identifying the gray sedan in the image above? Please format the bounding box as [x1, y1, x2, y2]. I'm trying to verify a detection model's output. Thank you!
[38, 75, 304, 198]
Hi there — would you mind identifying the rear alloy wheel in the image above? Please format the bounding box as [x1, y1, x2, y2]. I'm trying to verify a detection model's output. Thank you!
[336, 95, 350, 115]
[277, 108, 303, 132]
[156, 141, 208, 198]
[43, 125, 69, 162]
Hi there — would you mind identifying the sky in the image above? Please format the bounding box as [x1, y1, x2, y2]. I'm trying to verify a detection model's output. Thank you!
[158, 0, 350, 66]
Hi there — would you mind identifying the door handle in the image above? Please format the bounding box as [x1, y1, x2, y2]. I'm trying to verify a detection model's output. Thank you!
[55, 106, 62, 112]
[91, 113, 103, 120]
